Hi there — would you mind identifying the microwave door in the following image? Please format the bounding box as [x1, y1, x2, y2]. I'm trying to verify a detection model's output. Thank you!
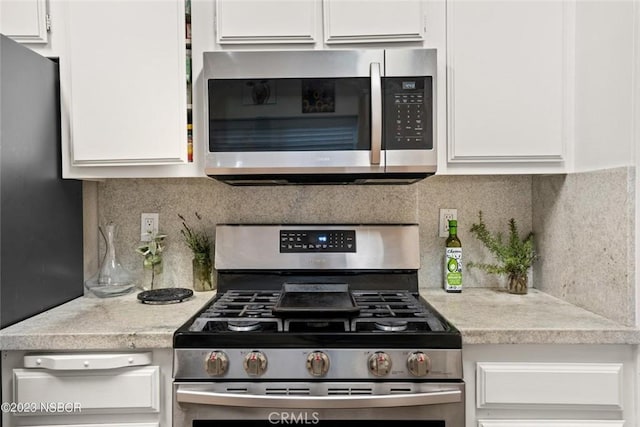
[205, 50, 386, 177]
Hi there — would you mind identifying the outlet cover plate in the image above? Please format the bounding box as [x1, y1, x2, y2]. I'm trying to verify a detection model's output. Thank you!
[140, 213, 159, 241]
[439, 208, 458, 237]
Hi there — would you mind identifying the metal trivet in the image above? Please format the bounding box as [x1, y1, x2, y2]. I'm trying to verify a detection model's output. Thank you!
[137, 288, 194, 305]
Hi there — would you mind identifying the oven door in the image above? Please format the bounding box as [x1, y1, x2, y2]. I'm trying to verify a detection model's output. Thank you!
[174, 382, 464, 427]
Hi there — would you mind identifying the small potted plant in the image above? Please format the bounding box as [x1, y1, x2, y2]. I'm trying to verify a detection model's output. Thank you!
[136, 232, 167, 290]
[467, 211, 537, 294]
[179, 213, 213, 292]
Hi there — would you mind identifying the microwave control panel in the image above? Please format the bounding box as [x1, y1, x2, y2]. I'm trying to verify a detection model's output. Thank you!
[280, 230, 356, 253]
[384, 77, 433, 150]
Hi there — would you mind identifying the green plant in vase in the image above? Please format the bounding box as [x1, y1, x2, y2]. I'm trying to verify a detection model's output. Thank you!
[467, 211, 537, 294]
[179, 212, 213, 292]
[136, 232, 166, 290]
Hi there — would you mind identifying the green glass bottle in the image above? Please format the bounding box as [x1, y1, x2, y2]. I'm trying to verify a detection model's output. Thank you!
[444, 220, 462, 293]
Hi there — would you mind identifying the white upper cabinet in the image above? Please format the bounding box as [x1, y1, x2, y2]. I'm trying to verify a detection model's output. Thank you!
[572, 0, 637, 172]
[0, 0, 49, 43]
[216, 0, 318, 44]
[213, 0, 424, 45]
[446, 0, 571, 168]
[323, 0, 424, 43]
[66, 0, 187, 167]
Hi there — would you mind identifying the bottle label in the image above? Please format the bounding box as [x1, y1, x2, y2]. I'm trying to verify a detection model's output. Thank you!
[445, 247, 462, 291]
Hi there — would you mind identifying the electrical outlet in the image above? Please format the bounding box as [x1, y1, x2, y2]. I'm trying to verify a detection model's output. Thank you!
[140, 213, 159, 241]
[439, 208, 458, 237]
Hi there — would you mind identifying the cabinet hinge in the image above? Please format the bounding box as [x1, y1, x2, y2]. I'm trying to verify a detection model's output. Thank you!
[45, 14, 52, 32]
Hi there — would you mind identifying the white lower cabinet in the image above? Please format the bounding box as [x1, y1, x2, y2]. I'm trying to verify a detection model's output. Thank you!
[22, 424, 158, 427]
[476, 362, 623, 410]
[478, 422, 625, 427]
[1, 350, 173, 427]
[465, 345, 634, 427]
[13, 366, 160, 414]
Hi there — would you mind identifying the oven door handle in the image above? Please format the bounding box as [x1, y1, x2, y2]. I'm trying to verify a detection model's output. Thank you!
[176, 387, 462, 409]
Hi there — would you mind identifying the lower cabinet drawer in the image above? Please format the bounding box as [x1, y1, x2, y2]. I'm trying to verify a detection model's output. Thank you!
[476, 362, 623, 409]
[23, 424, 159, 427]
[478, 421, 625, 427]
[13, 366, 160, 415]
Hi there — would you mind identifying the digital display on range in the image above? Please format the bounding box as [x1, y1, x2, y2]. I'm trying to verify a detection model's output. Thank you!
[280, 230, 356, 253]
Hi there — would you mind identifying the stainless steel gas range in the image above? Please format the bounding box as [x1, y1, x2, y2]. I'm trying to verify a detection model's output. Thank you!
[173, 225, 464, 427]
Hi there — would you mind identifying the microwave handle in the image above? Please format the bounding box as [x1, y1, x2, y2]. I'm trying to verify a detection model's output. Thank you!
[370, 62, 382, 165]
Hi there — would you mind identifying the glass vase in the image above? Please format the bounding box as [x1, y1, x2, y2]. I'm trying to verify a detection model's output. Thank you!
[85, 222, 136, 297]
[192, 255, 213, 292]
[143, 253, 164, 290]
[508, 273, 528, 294]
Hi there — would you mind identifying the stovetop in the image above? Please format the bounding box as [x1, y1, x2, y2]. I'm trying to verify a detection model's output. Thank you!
[174, 289, 461, 349]
[173, 225, 463, 382]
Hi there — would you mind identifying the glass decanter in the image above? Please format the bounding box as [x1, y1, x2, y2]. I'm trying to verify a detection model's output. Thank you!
[85, 222, 137, 297]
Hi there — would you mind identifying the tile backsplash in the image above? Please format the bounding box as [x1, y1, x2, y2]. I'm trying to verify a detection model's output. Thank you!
[90, 167, 635, 326]
[93, 175, 532, 292]
[532, 167, 635, 326]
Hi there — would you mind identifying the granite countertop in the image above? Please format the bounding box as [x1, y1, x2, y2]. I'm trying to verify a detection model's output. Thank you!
[0, 290, 215, 350]
[1, 287, 639, 351]
[421, 288, 640, 344]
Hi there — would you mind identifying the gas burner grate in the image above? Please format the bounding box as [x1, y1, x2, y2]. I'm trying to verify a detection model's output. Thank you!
[189, 289, 447, 333]
[351, 291, 447, 332]
[200, 291, 279, 320]
[352, 291, 430, 317]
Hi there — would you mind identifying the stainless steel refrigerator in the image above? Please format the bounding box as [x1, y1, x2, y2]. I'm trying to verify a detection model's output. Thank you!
[0, 34, 83, 328]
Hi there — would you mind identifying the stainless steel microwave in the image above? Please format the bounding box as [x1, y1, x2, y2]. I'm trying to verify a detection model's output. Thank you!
[203, 49, 436, 185]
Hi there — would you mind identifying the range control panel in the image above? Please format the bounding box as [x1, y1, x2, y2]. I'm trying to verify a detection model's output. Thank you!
[280, 230, 356, 253]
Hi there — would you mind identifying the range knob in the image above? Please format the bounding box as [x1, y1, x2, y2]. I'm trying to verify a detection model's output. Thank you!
[205, 351, 229, 376]
[306, 351, 330, 377]
[407, 352, 431, 377]
[243, 351, 268, 376]
[368, 352, 392, 377]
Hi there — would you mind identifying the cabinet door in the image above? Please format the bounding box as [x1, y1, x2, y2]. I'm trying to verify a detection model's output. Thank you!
[24, 424, 158, 427]
[324, 0, 423, 43]
[67, 0, 187, 166]
[216, 0, 317, 44]
[13, 366, 160, 414]
[0, 0, 49, 43]
[476, 362, 623, 410]
[447, 1, 570, 163]
[478, 422, 625, 427]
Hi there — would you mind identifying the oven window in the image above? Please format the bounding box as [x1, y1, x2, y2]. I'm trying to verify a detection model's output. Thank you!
[208, 78, 371, 152]
[194, 421, 444, 426]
